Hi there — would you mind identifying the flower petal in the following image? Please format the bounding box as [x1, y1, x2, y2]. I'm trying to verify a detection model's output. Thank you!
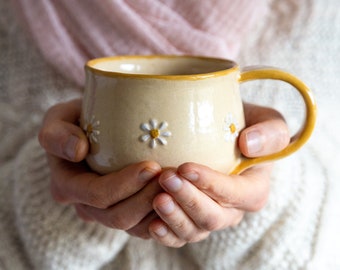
[93, 130, 100, 135]
[93, 120, 100, 127]
[90, 135, 99, 143]
[157, 137, 167, 145]
[159, 121, 168, 130]
[140, 134, 151, 142]
[140, 123, 151, 131]
[161, 131, 172, 137]
[150, 139, 157, 148]
[150, 119, 158, 129]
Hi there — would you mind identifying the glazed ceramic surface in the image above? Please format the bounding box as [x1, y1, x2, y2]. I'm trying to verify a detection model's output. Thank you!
[81, 55, 317, 175]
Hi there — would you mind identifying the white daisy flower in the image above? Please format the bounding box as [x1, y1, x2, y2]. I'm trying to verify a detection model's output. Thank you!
[139, 119, 172, 148]
[83, 115, 100, 144]
[224, 113, 240, 142]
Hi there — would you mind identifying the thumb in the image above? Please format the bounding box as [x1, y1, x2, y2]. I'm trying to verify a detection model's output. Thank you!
[238, 105, 290, 158]
[38, 99, 89, 162]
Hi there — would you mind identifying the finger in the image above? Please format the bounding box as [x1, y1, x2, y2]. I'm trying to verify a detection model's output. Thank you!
[239, 103, 290, 157]
[149, 218, 187, 248]
[76, 177, 163, 231]
[151, 193, 241, 247]
[49, 158, 161, 208]
[126, 211, 159, 239]
[177, 162, 271, 212]
[74, 203, 95, 222]
[38, 99, 88, 162]
[151, 191, 213, 247]
[153, 192, 205, 241]
[156, 170, 243, 232]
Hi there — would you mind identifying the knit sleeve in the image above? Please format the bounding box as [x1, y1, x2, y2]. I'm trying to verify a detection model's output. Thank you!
[12, 137, 130, 270]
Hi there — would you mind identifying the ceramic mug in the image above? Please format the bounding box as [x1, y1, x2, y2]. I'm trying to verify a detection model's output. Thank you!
[80, 55, 316, 175]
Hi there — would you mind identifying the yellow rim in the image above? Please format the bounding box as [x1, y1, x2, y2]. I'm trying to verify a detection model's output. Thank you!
[85, 55, 239, 80]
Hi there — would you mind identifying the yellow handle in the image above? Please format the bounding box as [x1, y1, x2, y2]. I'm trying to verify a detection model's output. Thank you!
[231, 66, 317, 174]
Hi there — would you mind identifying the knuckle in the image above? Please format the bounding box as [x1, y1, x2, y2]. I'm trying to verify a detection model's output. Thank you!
[200, 215, 223, 231]
[85, 179, 113, 209]
[218, 194, 240, 208]
[183, 197, 200, 213]
[85, 189, 109, 209]
[181, 232, 195, 243]
[50, 179, 68, 204]
[108, 214, 132, 230]
[171, 220, 186, 232]
[127, 228, 150, 239]
[250, 196, 268, 212]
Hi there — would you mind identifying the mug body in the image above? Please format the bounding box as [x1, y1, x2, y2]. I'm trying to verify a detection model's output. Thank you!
[81, 56, 245, 174]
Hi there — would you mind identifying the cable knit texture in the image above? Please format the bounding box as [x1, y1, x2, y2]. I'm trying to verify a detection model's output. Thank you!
[0, 0, 339, 269]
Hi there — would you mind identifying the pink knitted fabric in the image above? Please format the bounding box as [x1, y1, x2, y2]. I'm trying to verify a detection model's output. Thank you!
[12, 0, 268, 86]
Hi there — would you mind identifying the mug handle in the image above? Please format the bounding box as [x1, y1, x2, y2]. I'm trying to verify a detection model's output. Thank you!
[231, 66, 317, 174]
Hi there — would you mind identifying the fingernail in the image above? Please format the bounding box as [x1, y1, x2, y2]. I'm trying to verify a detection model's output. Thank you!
[181, 172, 199, 181]
[154, 225, 168, 237]
[64, 135, 79, 160]
[157, 199, 175, 215]
[163, 174, 183, 192]
[139, 168, 159, 182]
[246, 130, 263, 154]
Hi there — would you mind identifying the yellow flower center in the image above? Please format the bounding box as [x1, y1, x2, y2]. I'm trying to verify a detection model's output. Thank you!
[229, 123, 237, 134]
[86, 124, 93, 134]
[150, 129, 160, 139]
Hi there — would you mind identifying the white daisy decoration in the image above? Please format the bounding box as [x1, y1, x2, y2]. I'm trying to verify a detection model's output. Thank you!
[139, 119, 172, 149]
[224, 113, 240, 142]
[83, 115, 100, 144]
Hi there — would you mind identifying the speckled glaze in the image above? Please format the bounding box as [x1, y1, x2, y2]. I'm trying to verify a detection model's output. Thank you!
[81, 55, 316, 175]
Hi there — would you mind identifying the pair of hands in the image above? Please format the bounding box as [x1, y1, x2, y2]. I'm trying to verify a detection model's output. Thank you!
[38, 99, 289, 248]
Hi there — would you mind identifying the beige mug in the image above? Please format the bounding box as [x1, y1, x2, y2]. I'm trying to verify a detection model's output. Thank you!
[80, 55, 316, 175]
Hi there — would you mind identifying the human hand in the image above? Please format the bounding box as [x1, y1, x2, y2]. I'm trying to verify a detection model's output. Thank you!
[148, 103, 290, 247]
[38, 99, 163, 238]
[39, 100, 289, 244]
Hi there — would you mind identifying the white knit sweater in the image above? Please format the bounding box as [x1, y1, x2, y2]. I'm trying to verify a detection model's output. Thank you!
[1, 0, 339, 269]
